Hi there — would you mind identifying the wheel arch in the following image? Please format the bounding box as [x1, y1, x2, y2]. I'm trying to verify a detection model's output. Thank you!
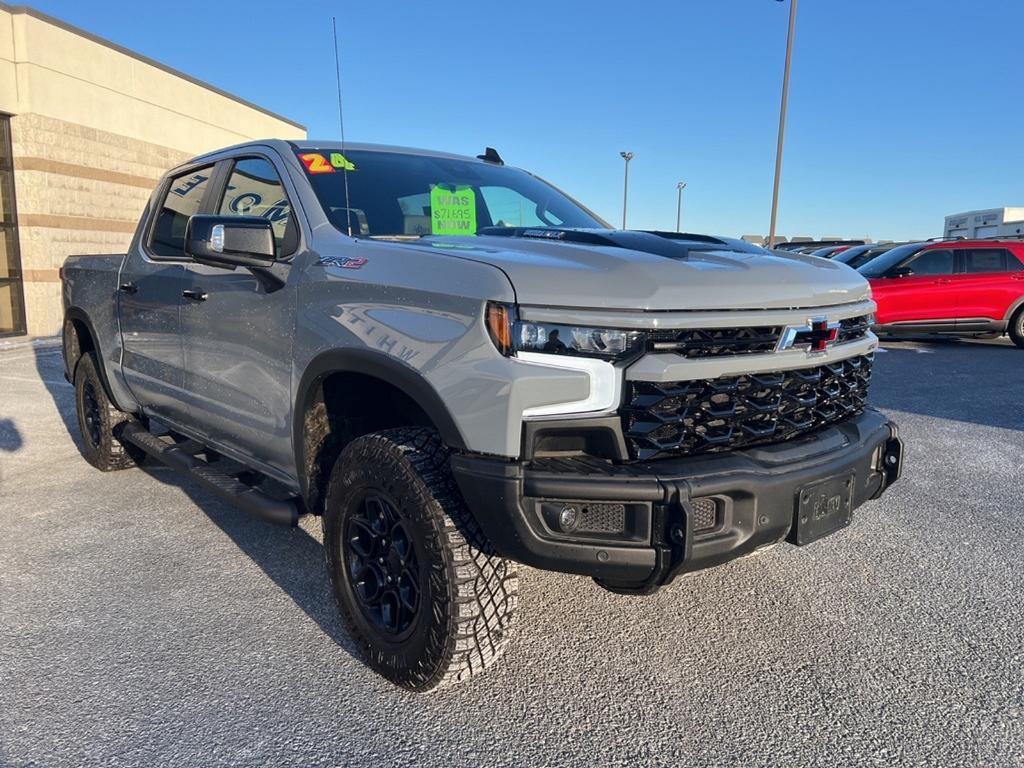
[1003, 296, 1024, 325]
[62, 308, 119, 401]
[293, 348, 467, 512]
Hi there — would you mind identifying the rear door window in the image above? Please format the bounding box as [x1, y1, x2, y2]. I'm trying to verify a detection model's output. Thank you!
[963, 248, 1010, 273]
[149, 166, 214, 258]
[906, 249, 954, 276]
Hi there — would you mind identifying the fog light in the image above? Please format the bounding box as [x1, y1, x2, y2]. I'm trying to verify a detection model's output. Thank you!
[558, 505, 579, 531]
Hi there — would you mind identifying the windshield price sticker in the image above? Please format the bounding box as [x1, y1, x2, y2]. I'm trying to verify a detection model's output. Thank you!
[430, 185, 476, 236]
[298, 152, 357, 174]
[330, 152, 356, 170]
[298, 153, 334, 174]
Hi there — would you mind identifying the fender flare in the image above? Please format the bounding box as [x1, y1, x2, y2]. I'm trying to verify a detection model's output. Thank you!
[292, 348, 468, 497]
[62, 307, 130, 410]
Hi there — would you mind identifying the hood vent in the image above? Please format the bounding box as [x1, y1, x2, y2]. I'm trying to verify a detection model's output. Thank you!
[476, 227, 733, 260]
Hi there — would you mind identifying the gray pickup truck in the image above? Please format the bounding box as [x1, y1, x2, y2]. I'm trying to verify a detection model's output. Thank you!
[60, 140, 903, 691]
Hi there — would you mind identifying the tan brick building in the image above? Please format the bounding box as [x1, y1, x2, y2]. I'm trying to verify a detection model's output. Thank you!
[0, 2, 306, 337]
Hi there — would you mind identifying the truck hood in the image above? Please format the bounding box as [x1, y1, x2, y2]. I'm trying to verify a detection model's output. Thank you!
[401, 229, 870, 311]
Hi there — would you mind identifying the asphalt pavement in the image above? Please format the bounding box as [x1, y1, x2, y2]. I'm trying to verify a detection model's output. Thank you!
[1, 336, 1021, 767]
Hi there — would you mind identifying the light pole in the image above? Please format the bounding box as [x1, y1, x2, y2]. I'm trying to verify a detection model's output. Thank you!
[676, 181, 687, 232]
[768, 0, 798, 249]
[620, 151, 634, 230]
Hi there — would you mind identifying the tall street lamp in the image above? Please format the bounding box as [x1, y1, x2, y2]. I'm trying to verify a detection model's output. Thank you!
[768, 0, 798, 249]
[620, 151, 634, 230]
[676, 181, 687, 233]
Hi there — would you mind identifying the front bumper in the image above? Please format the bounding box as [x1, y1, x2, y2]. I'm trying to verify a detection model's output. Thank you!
[451, 407, 902, 593]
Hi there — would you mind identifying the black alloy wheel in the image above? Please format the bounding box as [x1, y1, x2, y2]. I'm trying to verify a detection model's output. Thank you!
[343, 493, 421, 640]
[81, 379, 103, 448]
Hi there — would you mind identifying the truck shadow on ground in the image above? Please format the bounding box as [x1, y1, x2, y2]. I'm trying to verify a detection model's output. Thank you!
[869, 339, 1022, 432]
[136, 461, 364, 662]
[32, 346, 363, 663]
[33, 346, 84, 450]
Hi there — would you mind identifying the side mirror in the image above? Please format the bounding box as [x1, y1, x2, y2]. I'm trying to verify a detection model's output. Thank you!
[887, 266, 915, 279]
[185, 215, 276, 270]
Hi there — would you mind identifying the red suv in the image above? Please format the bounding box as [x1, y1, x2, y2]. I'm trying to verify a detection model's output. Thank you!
[860, 239, 1024, 348]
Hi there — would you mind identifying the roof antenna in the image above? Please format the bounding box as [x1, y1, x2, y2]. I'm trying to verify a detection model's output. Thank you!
[477, 147, 504, 165]
[332, 17, 353, 237]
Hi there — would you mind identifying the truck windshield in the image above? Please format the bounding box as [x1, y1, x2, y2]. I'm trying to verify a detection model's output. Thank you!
[296, 149, 605, 238]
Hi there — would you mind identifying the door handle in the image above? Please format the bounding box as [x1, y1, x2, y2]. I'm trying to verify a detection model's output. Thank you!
[1012, 274, 1024, 281]
[118, 282, 137, 294]
[182, 289, 208, 302]
[934, 278, 952, 284]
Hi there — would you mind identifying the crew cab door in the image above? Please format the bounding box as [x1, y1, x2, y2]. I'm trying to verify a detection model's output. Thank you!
[875, 248, 958, 326]
[952, 247, 1024, 327]
[119, 164, 214, 424]
[179, 155, 299, 478]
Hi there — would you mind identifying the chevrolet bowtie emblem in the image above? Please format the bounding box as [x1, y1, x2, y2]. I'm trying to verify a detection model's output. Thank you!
[778, 317, 841, 353]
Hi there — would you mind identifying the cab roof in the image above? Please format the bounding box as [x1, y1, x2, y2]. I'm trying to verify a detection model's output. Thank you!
[191, 139, 484, 165]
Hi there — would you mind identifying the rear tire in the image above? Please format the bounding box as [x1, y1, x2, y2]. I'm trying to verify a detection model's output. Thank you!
[73, 353, 139, 471]
[323, 427, 518, 691]
[1009, 308, 1024, 349]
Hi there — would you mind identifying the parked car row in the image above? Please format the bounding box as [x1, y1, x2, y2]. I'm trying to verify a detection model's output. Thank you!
[775, 238, 1024, 348]
[773, 239, 866, 257]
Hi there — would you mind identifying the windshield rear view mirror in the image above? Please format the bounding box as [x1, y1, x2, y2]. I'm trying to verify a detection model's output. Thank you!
[887, 266, 915, 278]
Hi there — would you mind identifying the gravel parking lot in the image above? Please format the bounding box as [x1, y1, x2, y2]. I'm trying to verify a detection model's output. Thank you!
[1, 337, 1021, 767]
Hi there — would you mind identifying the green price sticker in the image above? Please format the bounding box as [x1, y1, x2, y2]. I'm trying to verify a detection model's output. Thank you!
[430, 185, 476, 236]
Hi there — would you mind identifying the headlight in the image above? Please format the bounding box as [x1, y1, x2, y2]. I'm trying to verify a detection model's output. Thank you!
[486, 303, 644, 361]
[516, 322, 644, 359]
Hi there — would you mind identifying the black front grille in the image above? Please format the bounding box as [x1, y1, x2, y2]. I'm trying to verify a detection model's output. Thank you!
[622, 354, 873, 460]
[837, 315, 871, 343]
[648, 326, 782, 358]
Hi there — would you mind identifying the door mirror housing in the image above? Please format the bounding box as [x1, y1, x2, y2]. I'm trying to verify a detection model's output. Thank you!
[887, 266, 915, 279]
[185, 215, 276, 270]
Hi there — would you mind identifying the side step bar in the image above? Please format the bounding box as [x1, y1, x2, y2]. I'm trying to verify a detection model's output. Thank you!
[120, 422, 301, 527]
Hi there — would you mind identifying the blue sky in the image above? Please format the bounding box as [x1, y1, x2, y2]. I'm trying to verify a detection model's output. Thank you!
[30, 0, 1024, 240]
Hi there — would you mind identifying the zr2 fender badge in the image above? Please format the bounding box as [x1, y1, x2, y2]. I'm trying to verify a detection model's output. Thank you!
[319, 255, 368, 270]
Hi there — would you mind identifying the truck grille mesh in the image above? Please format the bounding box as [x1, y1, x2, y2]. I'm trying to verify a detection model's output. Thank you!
[622, 354, 873, 460]
[836, 315, 871, 343]
[576, 503, 626, 534]
[649, 326, 782, 357]
[646, 317, 869, 358]
[690, 497, 718, 532]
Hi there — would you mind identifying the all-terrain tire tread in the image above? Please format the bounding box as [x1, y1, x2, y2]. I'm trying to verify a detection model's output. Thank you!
[323, 427, 518, 692]
[73, 353, 138, 472]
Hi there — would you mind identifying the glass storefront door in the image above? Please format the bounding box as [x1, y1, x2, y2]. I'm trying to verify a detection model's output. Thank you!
[0, 114, 26, 337]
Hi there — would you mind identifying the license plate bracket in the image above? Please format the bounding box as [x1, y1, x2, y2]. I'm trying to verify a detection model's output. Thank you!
[791, 473, 855, 546]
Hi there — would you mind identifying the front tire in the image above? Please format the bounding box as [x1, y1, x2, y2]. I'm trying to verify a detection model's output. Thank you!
[323, 428, 518, 691]
[73, 353, 138, 471]
[1008, 308, 1024, 349]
